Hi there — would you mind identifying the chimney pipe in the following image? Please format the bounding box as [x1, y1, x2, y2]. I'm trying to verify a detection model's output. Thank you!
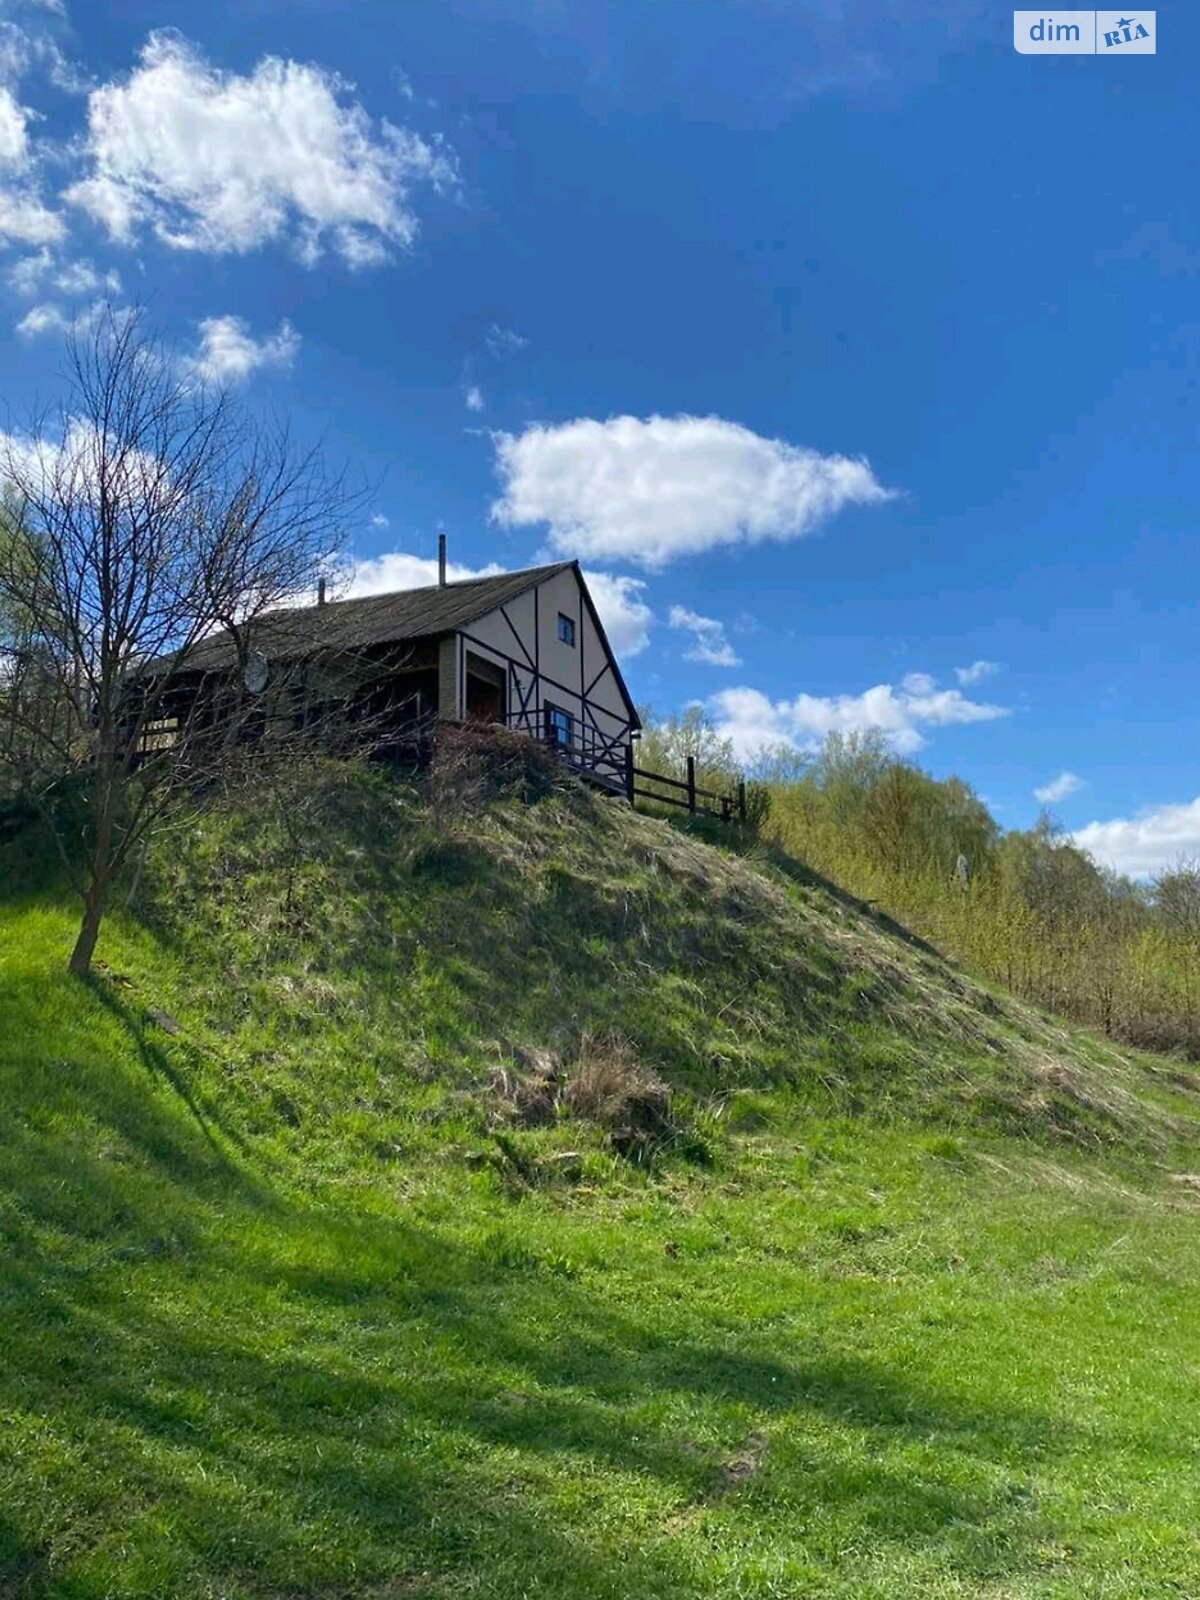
[317, 576, 327, 607]
[438, 533, 447, 587]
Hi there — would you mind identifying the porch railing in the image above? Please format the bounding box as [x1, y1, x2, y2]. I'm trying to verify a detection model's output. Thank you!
[502, 711, 746, 824]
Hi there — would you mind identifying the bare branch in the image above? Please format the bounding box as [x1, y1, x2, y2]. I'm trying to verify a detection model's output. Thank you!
[0, 304, 368, 972]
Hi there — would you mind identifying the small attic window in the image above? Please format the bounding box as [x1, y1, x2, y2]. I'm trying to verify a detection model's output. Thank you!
[557, 612, 576, 647]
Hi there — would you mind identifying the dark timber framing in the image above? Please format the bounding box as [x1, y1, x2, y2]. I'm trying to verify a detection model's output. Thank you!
[456, 606, 636, 791]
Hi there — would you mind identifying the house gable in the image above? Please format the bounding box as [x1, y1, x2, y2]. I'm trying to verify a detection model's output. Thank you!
[453, 566, 638, 726]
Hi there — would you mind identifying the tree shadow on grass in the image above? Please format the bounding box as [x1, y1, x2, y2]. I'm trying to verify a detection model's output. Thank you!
[82, 974, 252, 1161]
[0, 1512, 53, 1600]
[0, 1180, 1084, 1600]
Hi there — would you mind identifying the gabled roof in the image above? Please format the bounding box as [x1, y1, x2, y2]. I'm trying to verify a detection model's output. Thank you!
[176, 562, 576, 675]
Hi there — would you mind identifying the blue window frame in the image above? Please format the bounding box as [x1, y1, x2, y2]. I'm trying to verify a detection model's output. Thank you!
[557, 612, 576, 647]
[546, 703, 574, 749]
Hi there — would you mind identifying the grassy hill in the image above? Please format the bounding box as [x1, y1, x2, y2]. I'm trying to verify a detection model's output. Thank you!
[4, 756, 1200, 1598]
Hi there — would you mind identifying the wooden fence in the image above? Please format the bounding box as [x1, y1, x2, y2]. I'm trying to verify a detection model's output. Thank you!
[501, 711, 745, 824]
[625, 750, 746, 824]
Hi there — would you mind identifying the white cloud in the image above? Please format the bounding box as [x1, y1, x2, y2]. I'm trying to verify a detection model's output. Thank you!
[583, 570, 652, 658]
[490, 413, 894, 569]
[955, 659, 1000, 686]
[1074, 799, 1200, 878]
[14, 297, 110, 338]
[0, 425, 46, 488]
[189, 315, 300, 384]
[0, 16, 88, 95]
[708, 675, 1009, 761]
[1034, 771, 1084, 805]
[1, 416, 162, 509]
[464, 383, 484, 412]
[346, 549, 506, 597]
[14, 299, 66, 336]
[0, 28, 72, 244]
[7, 249, 122, 296]
[0, 184, 64, 243]
[65, 31, 455, 266]
[54, 257, 121, 295]
[0, 83, 29, 167]
[668, 604, 740, 667]
[369, 513, 390, 530]
[5, 246, 49, 292]
[901, 670, 936, 695]
[342, 550, 652, 659]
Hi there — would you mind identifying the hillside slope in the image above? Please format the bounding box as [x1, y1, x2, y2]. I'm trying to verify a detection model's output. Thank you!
[4, 761, 1200, 1598]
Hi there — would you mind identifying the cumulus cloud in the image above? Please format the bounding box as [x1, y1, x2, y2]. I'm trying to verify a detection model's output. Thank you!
[1034, 771, 1084, 805]
[463, 383, 484, 412]
[0, 83, 28, 167]
[955, 659, 1000, 686]
[65, 31, 455, 266]
[14, 299, 67, 336]
[369, 513, 390, 530]
[13, 297, 110, 338]
[7, 248, 122, 298]
[0, 27, 70, 244]
[1074, 798, 1200, 878]
[708, 674, 1009, 761]
[490, 413, 894, 569]
[583, 570, 652, 658]
[0, 416, 162, 509]
[54, 257, 122, 295]
[668, 605, 740, 667]
[901, 670, 936, 696]
[342, 550, 652, 658]
[0, 184, 64, 243]
[346, 549, 505, 597]
[188, 315, 300, 384]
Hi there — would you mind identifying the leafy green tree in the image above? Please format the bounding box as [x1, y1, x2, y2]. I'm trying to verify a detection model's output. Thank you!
[636, 704, 738, 789]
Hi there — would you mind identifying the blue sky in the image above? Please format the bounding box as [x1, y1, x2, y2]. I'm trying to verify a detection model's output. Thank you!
[0, 0, 1196, 873]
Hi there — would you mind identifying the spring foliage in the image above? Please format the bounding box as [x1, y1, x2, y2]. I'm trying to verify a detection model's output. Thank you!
[641, 714, 1200, 1058]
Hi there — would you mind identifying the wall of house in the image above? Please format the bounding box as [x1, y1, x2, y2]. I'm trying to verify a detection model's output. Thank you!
[453, 567, 635, 776]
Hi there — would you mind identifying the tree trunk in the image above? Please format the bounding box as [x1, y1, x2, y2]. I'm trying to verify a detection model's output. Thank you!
[68, 886, 106, 975]
[70, 758, 116, 976]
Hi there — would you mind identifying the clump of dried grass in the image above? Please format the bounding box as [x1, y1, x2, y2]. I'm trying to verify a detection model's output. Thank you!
[488, 1044, 562, 1128]
[428, 724, 572, 814]
[487, 1032, 679, 1161]
[561, 1032, 675, 1158]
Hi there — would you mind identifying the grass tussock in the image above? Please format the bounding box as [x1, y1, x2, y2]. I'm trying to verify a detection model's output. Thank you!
[488, 1032, 685, 1166]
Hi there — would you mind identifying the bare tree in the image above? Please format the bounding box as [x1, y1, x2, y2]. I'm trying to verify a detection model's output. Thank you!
[0, 307, 354, 973]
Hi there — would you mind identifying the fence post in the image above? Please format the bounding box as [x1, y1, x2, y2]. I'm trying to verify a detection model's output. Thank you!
[686, 755, 696, 814]
[737, 778, 746, 824]
[624, 741, 635, 806]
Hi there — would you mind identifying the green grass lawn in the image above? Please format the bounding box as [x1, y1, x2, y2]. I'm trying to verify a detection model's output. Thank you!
[4, 768, 1200, 1597]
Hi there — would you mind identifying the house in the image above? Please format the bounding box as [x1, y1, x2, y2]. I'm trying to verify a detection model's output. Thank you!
[144, 543, 641, 790]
